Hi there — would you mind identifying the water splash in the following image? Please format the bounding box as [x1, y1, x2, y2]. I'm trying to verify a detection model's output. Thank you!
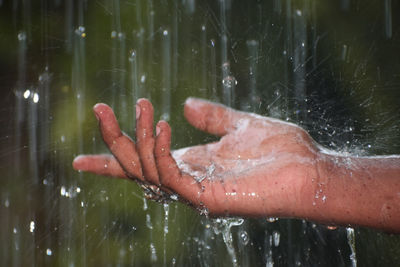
[4, 1, 400, 265]
[347, 227, 357, 267]
[212, 218, 244, 267]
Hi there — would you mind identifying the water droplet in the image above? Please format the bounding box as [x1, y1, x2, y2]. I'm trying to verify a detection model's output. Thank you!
[4, 198, 9, 208]
[46, 248, 52, 256]
[199, 207, 209, 216]
[33, 93, 39, 103]
[170, 194, 178, 201]
[143, 198, 148, 210]
[29, 221, 35, 233]
[60, 186, 66, 196]
[163, 203, 169, 234]
[129, 50, 136, 62]
[146, 214, 153, 229]
[266, 217, 278, 223]
[17, 32, 26, 41]
[210, 39, 215, 47]
[273, 231, 280, 246]
[150, 243, 157, 262]
[23, 90, 30, 99]
[163, 30, 169, 36]
[222, 62, 230, 72]
[239, 230, 249, 245]
[161, 113, 170, 121]
[222, 76, 237, 88]
[75, 26, 86, 37]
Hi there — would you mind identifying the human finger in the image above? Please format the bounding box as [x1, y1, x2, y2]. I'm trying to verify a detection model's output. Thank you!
[154, 120, 205, 205]
[93, 103, 143, 180]
[135, 99, 160, 185]
[72, 154, 128, 179]
[183, 97, 251, 136]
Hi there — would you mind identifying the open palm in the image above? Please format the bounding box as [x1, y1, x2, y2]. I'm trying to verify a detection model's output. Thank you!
[73, 98, 319, 218]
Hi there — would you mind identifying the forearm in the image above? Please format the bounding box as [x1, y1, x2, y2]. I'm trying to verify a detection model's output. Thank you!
[303, 151, 400, 233]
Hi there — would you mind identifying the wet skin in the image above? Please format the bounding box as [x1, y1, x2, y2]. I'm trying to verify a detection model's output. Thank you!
[73, 98, 400, 233]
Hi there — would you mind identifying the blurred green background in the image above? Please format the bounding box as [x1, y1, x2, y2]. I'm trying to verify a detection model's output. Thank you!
[1, 0, 400, 266]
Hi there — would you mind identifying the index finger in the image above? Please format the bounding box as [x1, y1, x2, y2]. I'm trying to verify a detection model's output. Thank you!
[93, 103, 143, 180]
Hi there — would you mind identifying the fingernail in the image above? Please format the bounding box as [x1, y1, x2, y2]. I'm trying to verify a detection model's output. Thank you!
[94, 112, 100, 121]
[93, 103, 107, 121]
[93, 109, 101, 121]
[93, 104, 100, 120]
[156, 125, 161, 136]
[136, 105, 141, 119]
[72, 155, 84, 169]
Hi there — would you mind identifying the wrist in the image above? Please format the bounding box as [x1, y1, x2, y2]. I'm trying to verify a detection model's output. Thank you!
[297, 150, 336, 224]
[275, 151, 323, 220]
[301, 150, 367, 227]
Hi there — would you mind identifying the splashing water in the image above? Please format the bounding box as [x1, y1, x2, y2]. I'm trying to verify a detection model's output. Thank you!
[347, 227, 357, 267]
[212, 217, 244, 267]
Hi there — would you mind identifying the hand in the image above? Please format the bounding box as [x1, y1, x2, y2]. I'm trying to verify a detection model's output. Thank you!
[73, 98, 319, 218]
